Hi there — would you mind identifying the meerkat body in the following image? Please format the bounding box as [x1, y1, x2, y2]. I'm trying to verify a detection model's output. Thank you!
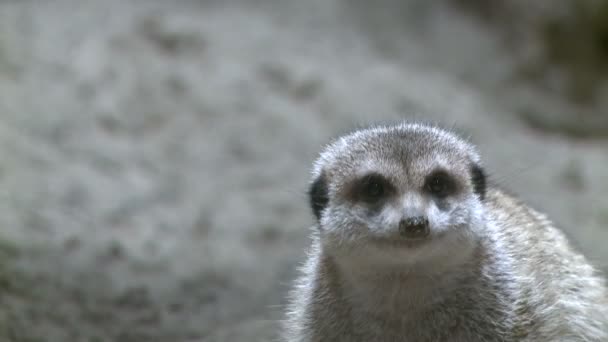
[283, 123, 608, 342]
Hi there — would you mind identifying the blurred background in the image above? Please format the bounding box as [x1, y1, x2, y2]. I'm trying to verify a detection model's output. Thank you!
[0, 0, 607, 341]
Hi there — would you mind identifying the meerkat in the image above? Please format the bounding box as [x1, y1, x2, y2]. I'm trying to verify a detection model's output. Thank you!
[282, 123, 608, 342]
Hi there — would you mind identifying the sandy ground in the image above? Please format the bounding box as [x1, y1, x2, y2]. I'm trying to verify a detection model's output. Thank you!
[0, 0, 606, 341]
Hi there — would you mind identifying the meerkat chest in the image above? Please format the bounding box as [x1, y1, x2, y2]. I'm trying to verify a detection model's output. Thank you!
[338, 281, 510, 342]
[345, 305, 504, 342]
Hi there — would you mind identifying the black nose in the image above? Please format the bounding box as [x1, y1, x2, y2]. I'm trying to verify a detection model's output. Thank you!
[398, 216, 430, 239]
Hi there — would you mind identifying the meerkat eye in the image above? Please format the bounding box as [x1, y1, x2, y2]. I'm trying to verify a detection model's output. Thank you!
[425, 170, 456, 198]
[356, 173, 393, 203]
[363, 180, 384, 198]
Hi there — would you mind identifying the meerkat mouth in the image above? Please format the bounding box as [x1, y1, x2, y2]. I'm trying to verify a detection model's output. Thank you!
[370, 235, 432, 248]
[369, 228, 452, 249]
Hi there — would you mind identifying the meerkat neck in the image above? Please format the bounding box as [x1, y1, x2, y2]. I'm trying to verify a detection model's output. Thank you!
[322, 243, 484, 316]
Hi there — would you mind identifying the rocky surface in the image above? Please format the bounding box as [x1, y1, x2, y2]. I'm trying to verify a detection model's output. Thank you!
[0, 0, 606, 341]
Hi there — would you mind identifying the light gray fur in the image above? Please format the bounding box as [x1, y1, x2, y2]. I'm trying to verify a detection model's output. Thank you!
[282, 123, 608, 342]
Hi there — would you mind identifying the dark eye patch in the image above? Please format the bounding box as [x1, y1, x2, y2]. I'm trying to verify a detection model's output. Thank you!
[350, 173, 395, 204]
[424, 169, 458, 198]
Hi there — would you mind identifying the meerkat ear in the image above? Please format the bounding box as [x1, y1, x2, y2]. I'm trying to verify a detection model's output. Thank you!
[309, 173, 329, 221]
[470, 164, 486, 200]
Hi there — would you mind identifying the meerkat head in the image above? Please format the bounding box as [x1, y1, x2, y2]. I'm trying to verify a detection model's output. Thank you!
[308, 123, 487, 267]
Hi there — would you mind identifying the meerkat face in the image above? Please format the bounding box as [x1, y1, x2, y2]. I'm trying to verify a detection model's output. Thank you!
[309, 123, 486, 265]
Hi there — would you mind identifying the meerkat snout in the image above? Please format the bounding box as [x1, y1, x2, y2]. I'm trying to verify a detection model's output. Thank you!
[398, 215, 430, 239]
